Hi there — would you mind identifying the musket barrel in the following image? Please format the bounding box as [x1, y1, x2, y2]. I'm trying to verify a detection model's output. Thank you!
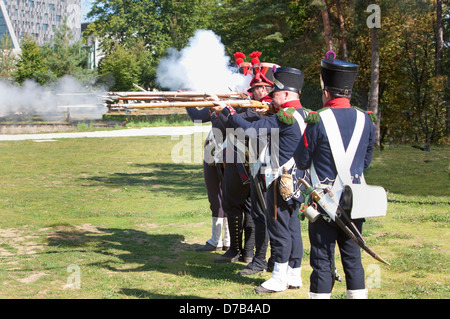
[108, 91, 246, 99]
[109, 100, 269, 109]
[117, 97, 212, 102]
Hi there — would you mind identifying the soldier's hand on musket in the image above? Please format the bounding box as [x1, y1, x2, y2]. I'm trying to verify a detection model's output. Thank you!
[253, 105, 269, 115]
[265, 102, 277, 114]
[211, 101, 227, 113]
[207, 94, 220, 101]
[208, 94, 227, 113]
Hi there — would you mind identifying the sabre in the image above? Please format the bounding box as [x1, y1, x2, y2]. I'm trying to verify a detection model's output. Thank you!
[299, 177, 390, 266]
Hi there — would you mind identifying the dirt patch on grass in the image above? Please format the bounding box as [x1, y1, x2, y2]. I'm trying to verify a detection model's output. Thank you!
[0, 227, 45, 257]
[0, 224, 106, 257]
[17, 272, 48, 284]
[46, 223, 104, 247]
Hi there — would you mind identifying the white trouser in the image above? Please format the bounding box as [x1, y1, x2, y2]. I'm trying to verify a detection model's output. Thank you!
[346, 289, 368, 299]
[287, 266, 302, 288]
[207, 217, 230, 247]
[309, 289, 368, 299]
[261, 262, 288, 292]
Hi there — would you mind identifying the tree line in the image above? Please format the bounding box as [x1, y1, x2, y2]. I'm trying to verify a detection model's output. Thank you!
[0, 0, 448, 147]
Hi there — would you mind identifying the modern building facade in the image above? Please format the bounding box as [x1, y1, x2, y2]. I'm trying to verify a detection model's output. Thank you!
[1, 0, 81, 47]
[0, 1, 20, 51]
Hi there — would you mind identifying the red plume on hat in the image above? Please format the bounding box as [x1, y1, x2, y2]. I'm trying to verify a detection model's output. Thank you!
[248, 53, 274, 93]
[249, 51, 262, 66]
[234, 52, 246, 66]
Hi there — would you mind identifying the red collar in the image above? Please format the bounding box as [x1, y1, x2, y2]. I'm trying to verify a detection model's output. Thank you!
[323, 97, 351, 109]
[279, 99, 302, 109]
[260, 95, 272, 103]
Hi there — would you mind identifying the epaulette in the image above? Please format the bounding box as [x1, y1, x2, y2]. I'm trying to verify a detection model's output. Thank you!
[353, 107, 378, 123]
[276, 107, 297, 125]
[305, 107, 330, 124]
[367, 111, 378, 123]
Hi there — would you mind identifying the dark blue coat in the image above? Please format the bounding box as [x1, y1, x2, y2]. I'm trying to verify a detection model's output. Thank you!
[294, 98, 375, 186]
[186, 107, 226, 136]
[221, 100, 309, 206]
[219, 106, 266, 155]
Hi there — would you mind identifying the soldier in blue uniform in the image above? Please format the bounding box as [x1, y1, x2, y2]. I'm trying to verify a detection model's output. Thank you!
[185, 107, 230, 252]
[211, 67, 309, 294]
[237, 62, 277, 276]
[213, 104, 262, 264]
[293, 52, 375, 299]
[213, 54, 262, 264]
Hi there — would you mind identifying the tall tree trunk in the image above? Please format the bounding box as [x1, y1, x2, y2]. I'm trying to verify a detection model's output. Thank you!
[335, 0, 348, 61]
[369, 28, 381, 147]
[435, 0, 449, 138]
[436, 0, 443, 75]
[320, 0, 333, 51]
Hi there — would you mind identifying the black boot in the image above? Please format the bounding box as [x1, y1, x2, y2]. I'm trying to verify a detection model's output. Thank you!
[241, 212, 255, 263]
[215, 215, 242, 263]
[238, 219, 268, 276]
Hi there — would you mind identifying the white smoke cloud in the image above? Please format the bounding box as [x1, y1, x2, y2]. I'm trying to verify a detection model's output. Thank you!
[156, 29, 251, 93]
[0, 76, 107, 121]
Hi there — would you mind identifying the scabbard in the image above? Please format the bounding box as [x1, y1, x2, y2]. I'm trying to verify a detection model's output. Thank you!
[253, 174, 267, 214]
[334, 209, 390, 266]
[215, 163, 224, 184]
[273, 178, 278, 221]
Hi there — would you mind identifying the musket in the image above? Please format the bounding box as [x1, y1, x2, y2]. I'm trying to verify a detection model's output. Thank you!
[299, 177, 390, 266]
[108, 100, 270, 110]
[132, 83, 148, 92]
[107, 91, 247, 100]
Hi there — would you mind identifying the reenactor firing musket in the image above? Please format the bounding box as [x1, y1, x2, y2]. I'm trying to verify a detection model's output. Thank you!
[103, 90, 270, 111]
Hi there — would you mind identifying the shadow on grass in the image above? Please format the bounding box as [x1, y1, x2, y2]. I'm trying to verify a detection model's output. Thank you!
[46, 226, 263, 297]
[117, 288, 205, 299]
[82, 162, 206, 200]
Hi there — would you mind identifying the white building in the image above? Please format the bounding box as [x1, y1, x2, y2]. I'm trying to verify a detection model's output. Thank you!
[82, 22, 103, 69]
[1, 0, 81, 46]
[0, 1, 20, 51]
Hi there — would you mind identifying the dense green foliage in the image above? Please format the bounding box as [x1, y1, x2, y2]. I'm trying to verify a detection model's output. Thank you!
[43, 19, 93, 83]
[13, 36, 49, 85]
[0, 0, 448, 145]
[86, 0, 450, 145]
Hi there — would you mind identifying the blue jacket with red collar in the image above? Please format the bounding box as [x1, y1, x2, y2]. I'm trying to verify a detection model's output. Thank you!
[293, 98, 375, 186]
[222, 100, 307, 167]
[221, 99, 309, 206]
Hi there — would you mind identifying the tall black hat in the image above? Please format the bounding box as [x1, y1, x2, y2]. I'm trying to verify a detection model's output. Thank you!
[247, 62, 279, 93]
[257, 62, 278, 82]
[320, 51, 359, 98]
[270, 67, 304, 96]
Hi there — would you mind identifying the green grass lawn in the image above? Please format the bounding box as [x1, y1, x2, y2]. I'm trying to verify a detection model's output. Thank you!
[0, 135, 448, 299]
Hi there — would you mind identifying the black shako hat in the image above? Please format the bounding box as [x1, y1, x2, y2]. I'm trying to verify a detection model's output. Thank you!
[269, 66, 304, 97]
[320, 51, 359, 98]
